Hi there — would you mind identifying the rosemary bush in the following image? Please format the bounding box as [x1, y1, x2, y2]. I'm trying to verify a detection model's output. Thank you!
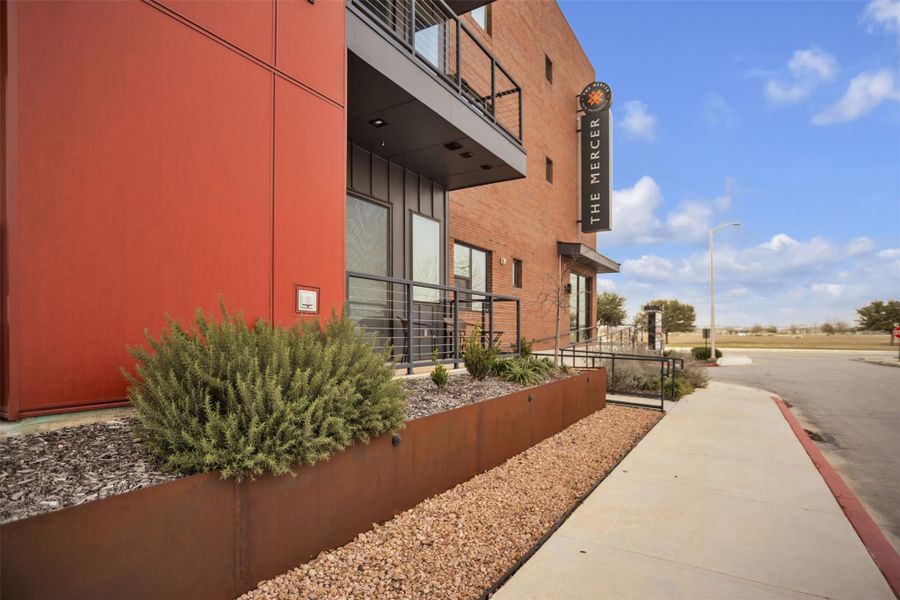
[123, 303, 405, 479]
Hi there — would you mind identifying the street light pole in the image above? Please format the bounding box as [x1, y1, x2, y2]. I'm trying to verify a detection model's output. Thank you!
[709, 222, 741, 363]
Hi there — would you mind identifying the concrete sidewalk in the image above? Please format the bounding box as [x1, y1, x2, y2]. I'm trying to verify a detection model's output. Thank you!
[494, 382, 895, 600]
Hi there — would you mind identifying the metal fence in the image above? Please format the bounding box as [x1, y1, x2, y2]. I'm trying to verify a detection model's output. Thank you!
[557, 347, 684, 411]
[349, 0, 523, 142]
[347, 271, 521, 374]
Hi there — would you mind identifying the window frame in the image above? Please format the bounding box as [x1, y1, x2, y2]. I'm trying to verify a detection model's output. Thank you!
[453, 241, 491, 308]
[470, 4, 492, 35]
[568, 272, 593, 343]
[512, 258, 523, 289]
[411, 212, 442, 303]
[346, 193, 391, 277]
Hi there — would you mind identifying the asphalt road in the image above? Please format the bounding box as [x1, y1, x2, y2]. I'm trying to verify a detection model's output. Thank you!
[708, 349, 900, 553]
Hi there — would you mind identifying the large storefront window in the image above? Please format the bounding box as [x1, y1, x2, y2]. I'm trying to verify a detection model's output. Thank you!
[412, 214, 440, 302]
[569, 272, 592, 343]
[454, 242, 488, 310]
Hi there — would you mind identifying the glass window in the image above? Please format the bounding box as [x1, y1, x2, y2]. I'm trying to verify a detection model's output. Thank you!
[569, 273, 592, 343]
[545, 157, 553, 183]
[346, 195, 388, 276]
[513, 259, 522, 288]
[415, 22, 442, 69]
[346, 195, 390, 344]
[471, 5, 490, 33]
[412, 214, 440, 302]
[545, 55, 553, 83]
[454, 242, 489, 310]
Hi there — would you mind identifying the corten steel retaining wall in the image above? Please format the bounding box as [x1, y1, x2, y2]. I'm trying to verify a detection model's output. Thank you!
[0, 371, 605, 600]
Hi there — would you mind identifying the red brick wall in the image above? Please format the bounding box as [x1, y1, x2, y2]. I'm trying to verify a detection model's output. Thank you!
[450, 0, 599, 350]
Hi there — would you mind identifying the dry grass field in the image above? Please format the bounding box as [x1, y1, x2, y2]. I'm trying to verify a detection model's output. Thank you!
[668, 332, 896, 351]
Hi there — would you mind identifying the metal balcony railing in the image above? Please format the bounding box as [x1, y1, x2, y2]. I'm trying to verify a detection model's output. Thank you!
[349, 0, 523, 143]
[347, 271, 521, 374]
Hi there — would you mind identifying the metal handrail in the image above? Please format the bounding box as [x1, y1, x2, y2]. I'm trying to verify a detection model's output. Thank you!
[347, 0, 523, 143]
[347, 271, 521, 374]
[556, 347, 685, 411]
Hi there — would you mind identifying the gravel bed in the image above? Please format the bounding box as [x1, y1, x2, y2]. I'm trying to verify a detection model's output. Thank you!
[241, 405, 661, 600]
[404, 371, 572, 421]
[0, 418, 178, 524]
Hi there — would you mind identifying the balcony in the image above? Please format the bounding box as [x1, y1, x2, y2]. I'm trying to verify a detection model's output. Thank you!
[347, 0, 527, 189]
[347, 271, 521, 373]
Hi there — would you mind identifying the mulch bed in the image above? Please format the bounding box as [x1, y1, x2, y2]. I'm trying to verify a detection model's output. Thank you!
[241, 405, 661, 600]
[404, 371, 571, 420]
[0, 418, 177, 524]
[0, 371, 575, 525]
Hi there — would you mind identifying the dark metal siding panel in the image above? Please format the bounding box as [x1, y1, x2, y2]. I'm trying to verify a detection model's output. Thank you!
[389, 162, 405, 278]
[419, 177, 433, 217]
[404, 170, 419, 215]
[371, 154, 389, 202]
[350, 144, 371, 197]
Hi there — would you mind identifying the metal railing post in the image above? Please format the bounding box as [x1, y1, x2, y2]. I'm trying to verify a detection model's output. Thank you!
[515, 299, 521, 353]
[611, 355, 616, 393]
[409, 0, 417, 48]
[659, 360, 665, 409]
[406, 281, 414, 375]
[490, 58, 496, 118]
[456, 19, 462, 92]
[488, 295, 494, 348]
[518, 89, 522, 138]
[453, 289, 460, 369]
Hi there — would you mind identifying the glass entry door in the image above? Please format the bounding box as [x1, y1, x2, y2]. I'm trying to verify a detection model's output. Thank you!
[569, 273, 592, 343]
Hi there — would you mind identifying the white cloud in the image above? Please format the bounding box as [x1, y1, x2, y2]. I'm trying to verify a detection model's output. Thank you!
[600, 177, 734, 246]
[811, 69, 900, 124]
[788, 48, 838, 80]
[847, 236, 876, 255]
[614, 235, 898, 326]
[619, 100, 657, 141]
[704, 94, 738, 127]
[764, 48, 838, 105]
[861, 0, 900, 33]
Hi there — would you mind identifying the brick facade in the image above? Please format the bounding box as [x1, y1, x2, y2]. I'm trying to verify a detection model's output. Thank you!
[450, 0, 600, 350]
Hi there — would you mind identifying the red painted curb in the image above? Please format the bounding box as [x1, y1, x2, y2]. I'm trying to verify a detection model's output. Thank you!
[773, 395, 900, 599]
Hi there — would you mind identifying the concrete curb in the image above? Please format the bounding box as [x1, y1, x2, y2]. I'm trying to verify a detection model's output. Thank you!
[856, 357, 900, 368]
[773, 395, 900, 599]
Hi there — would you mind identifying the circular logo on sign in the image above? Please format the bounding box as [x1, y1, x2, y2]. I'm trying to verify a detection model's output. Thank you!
[579, 81, 612, 113]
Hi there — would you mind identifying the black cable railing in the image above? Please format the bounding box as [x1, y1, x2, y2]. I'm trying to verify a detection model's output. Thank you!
[349, 0, 523, 143]
[347, 271, 521, 374]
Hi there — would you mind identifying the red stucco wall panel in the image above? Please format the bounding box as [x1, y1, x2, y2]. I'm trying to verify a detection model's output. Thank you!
[2, 1, 321, 418]
[276, 0, 345, 105]
[159, 0, 275, 63]
[273, 77, 346, 325]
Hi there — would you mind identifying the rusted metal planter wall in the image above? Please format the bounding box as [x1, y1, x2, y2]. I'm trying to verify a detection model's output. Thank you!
[0, 370, 605, 600]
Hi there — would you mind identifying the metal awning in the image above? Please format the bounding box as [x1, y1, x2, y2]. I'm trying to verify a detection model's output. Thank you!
[557, 242, 620, 274]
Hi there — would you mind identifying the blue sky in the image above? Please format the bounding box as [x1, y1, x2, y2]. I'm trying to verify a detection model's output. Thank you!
[560, 0, 900, 327]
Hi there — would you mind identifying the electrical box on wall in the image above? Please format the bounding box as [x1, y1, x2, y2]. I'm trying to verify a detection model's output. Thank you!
[295, 285, 319, 314]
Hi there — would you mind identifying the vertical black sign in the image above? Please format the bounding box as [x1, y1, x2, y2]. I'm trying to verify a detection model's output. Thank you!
[580, 111, 611, 232]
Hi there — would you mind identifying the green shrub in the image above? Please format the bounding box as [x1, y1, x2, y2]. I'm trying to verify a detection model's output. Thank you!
[510, 337, 535, 359]
[493, 356, 555, 386]
[664, 374, 695, 399]
[681, 361, 710, 389]
[690, 346, 723, 361]
[430, 348, 449, 388]
[123, 302, 406, 479]
[462, 326, 500, 380]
